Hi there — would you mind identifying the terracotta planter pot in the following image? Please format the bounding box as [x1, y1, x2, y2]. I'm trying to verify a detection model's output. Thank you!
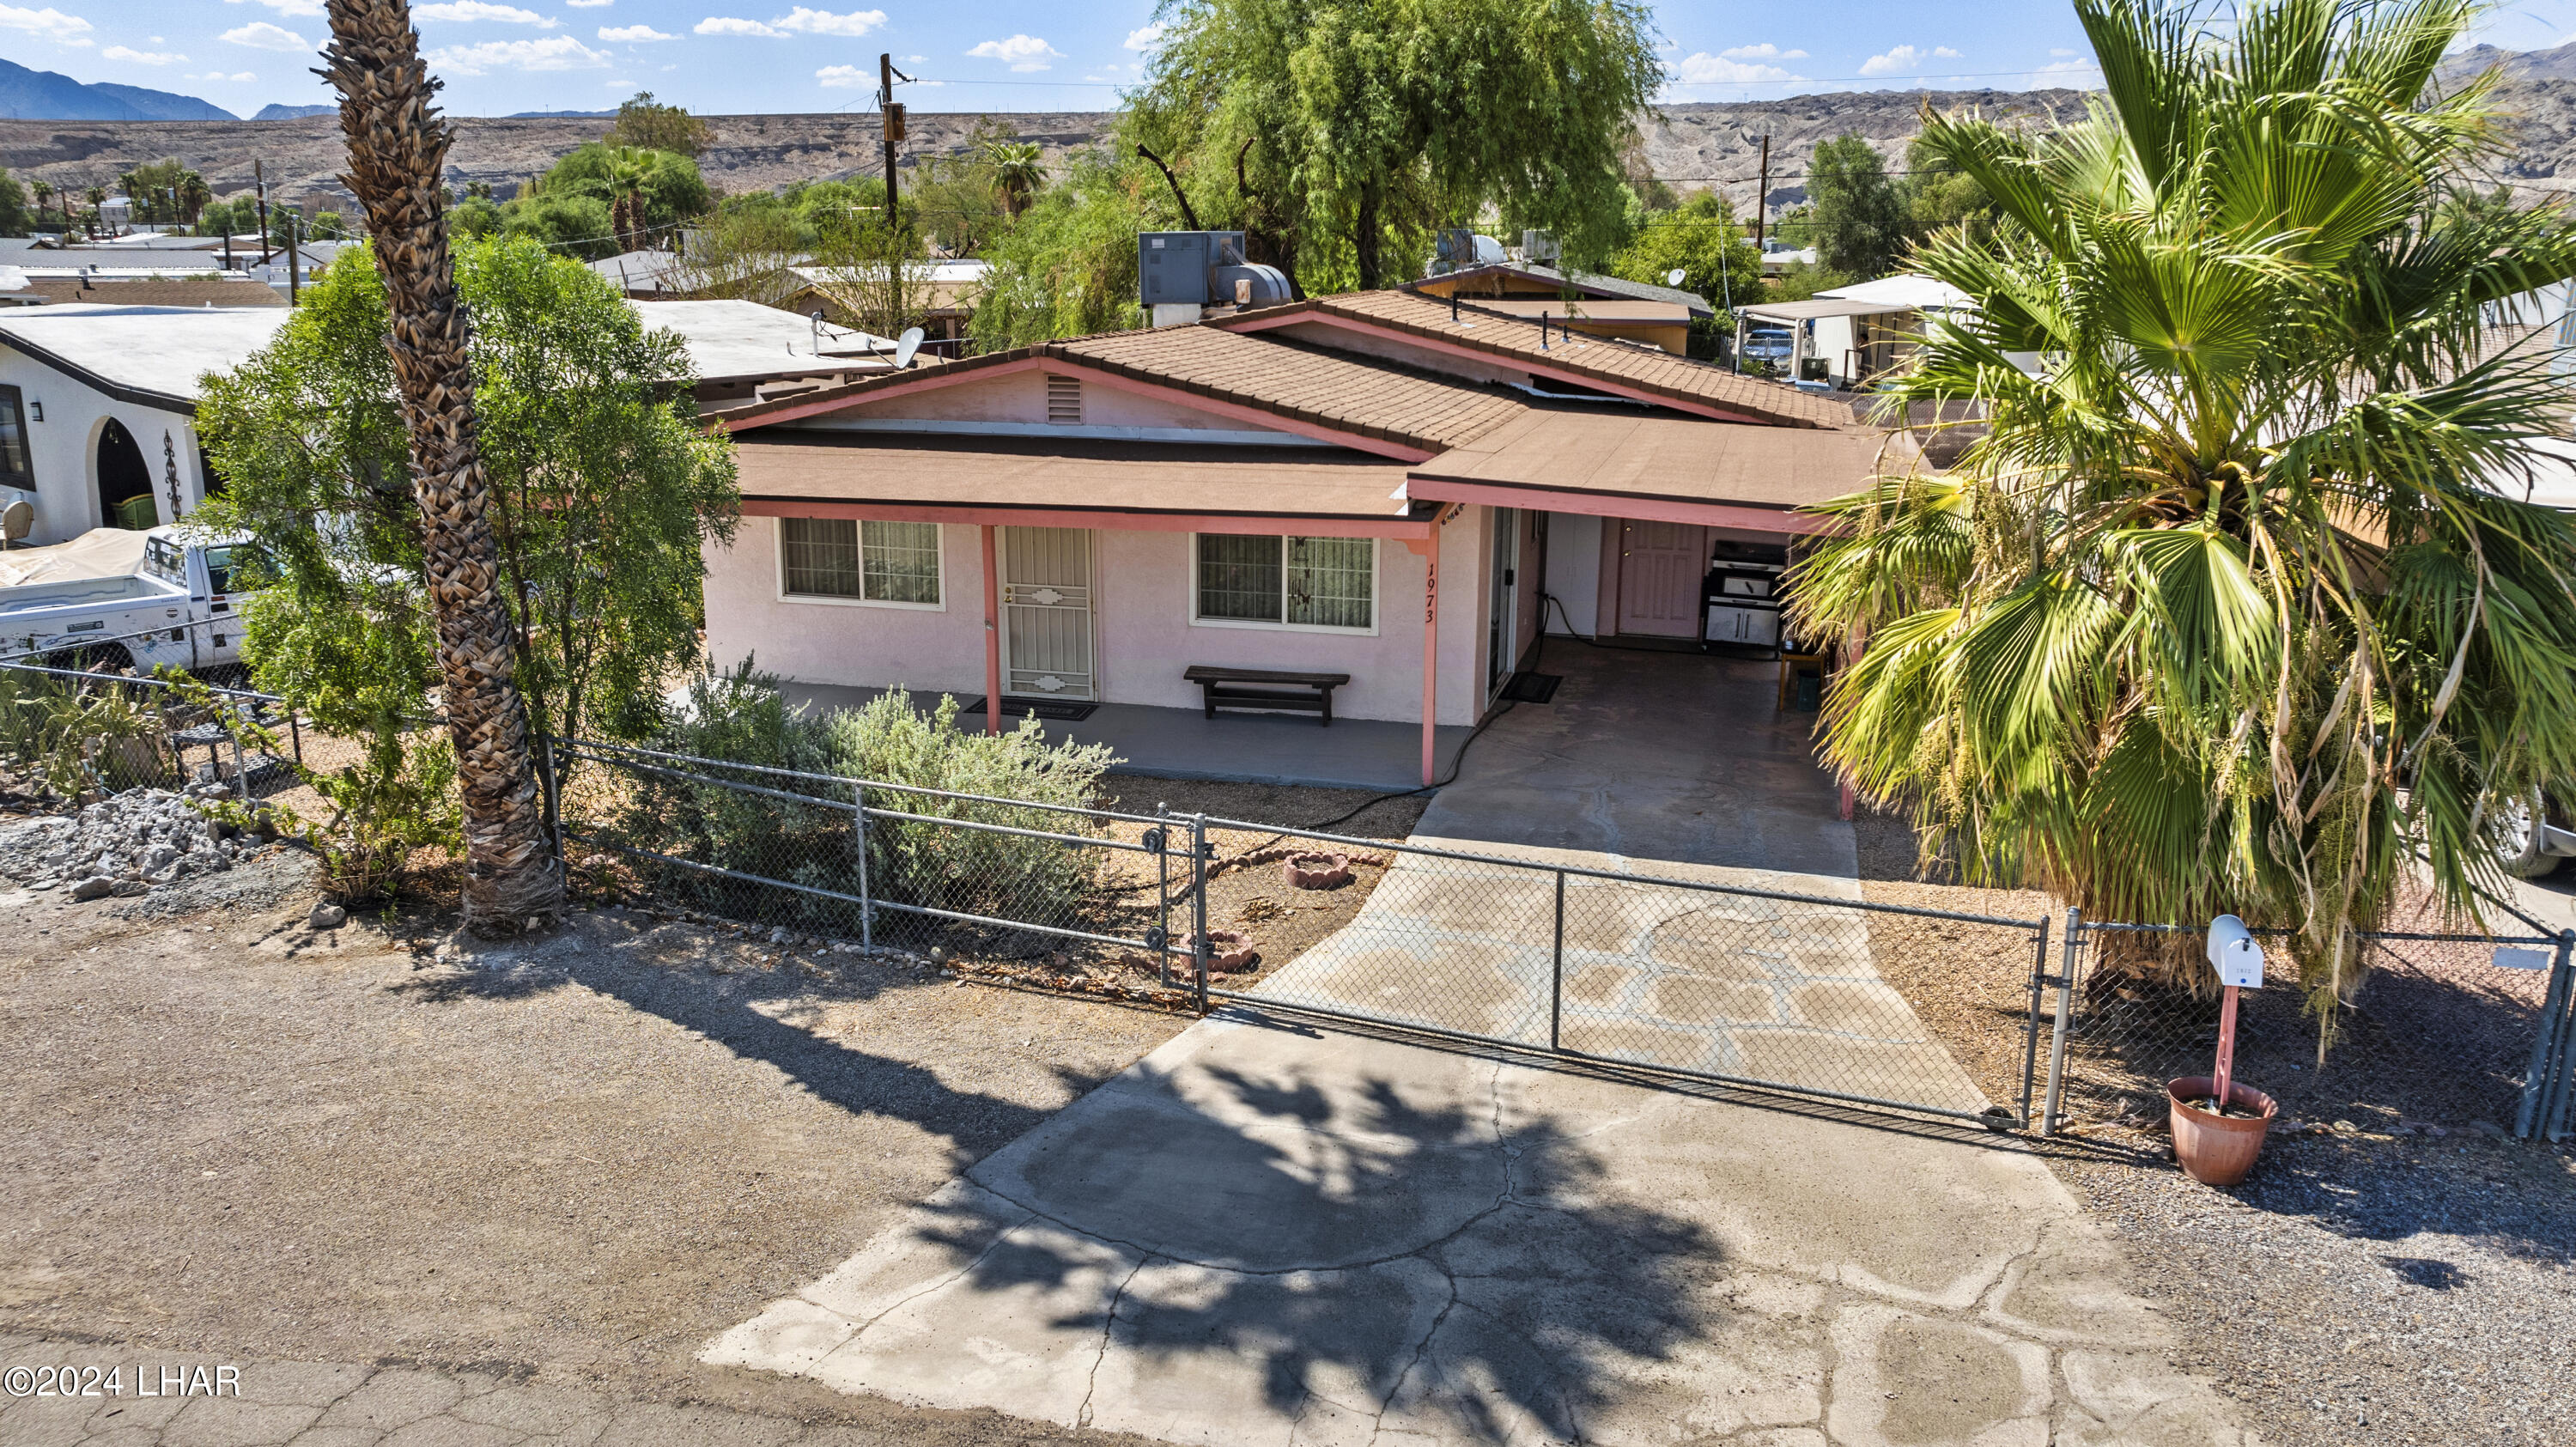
[1283, 851, 1353, 890]
[2167, 1076, 2278, 1186]
[1194, 929, 1258, 973]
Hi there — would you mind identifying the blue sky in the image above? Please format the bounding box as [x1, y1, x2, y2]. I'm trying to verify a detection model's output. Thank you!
[7, 1, 2576, 118]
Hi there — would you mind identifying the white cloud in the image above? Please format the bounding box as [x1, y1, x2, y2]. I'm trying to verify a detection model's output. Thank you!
[967, 33, 1060, 71]
[223, 0, 321, 15]
[2049, 47, 2077, 57]
[1717, 43, 1805, 61]
[103, 44, 183, 64]
[566, 0, 613, 7]
[2035, 58, 2099, 76]
[775, 7, 884, 36]
[1123, 22, 1163, 51]
[1933, 46, 1962, 58]
[0, 5, 94, 45]
[816, 63, 867, 87]
[598, 23, 670, 40]
[190, 70, 254, 81]
[1860, 44, 1930, 76]
[427, 34, 611, 72]
[416, 3, 557, 25]
[222, 21, 311, 51]
[1673, 52, 1800, 84]
[695, 15, 779, 36]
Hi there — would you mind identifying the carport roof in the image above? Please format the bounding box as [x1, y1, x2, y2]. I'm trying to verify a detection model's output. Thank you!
[1404, 405, 1893, 532]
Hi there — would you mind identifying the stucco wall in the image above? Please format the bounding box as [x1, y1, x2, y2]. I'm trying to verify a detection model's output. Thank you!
[1543, 511, 1603, 635]
[0, 349, 213, 545]
[703, 510, 1491, 727]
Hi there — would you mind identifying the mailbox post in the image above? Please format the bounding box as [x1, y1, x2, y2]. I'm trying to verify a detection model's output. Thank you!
[2206, 915, 2264, 1109]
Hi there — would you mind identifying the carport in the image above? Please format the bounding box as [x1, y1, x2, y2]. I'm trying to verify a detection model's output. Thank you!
[1736, 295, 1926, 388]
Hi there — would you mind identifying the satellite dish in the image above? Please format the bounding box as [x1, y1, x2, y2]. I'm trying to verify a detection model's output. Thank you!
[0, 500, 32, 544]
[1666, 268, 1687, 287]
[892, 325, 925, 370]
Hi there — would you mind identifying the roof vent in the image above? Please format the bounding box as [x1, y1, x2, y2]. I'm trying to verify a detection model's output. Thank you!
[1046, 374, 1082, 425]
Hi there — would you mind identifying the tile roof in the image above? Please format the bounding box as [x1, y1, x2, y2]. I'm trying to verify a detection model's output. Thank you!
[1237, 289, 1859, 430]
[716, 321, 1533, 456]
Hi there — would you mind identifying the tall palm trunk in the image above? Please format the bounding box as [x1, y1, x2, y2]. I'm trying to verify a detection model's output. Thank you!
[322, 0, 562, 930]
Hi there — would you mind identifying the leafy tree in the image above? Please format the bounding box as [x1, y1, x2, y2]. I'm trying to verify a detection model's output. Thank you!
[1804, 133, 1908, 279]
[1898, 133, 2000, 246]
[802, 208, 935, 339]
[306, 208, 349, 241]
[608, 91, 715, 159]
[1132, 0, 1663, 289]
[506, 143, 713, 256]
[196, 236, 741, 767]
[969, 143, 1162, 350]
[0, 169, 27, 238]
[118, 158, 205, 227]
[667, 205, 802, 304]
[1607, 190, 1759, 340]
[1767, 258, 1856, 302]
[1791, 0, 2576, 1022]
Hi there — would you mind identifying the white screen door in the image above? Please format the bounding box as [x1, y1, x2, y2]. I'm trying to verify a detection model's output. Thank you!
[1000, 526, 1095, 699]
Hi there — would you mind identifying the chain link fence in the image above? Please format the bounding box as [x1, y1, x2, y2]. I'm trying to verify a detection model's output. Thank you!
[2036, 912, 2576, 1144]
[0, 659, 373, 808]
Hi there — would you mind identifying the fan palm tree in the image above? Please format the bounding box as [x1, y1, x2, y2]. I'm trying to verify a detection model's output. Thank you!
[604, 145, 653, 252]
[1791, 0, 2576, 1021]
[179, 172, 213, 226]
[28, 179, 51, 229]
[986, 139, 1045, 220]
[320, 0, 562, 930]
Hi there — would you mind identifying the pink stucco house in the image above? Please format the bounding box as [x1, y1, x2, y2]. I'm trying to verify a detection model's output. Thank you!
[700, 287, 1891, 786]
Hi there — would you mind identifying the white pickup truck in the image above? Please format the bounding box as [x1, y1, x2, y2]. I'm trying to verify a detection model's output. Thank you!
[0, 526, 265, 674]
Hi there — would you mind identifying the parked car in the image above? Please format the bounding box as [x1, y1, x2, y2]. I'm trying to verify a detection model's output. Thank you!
[0, 526, 265, 673]
[2500, 788, 2576, 879]
[1738, 327, 1794, 367]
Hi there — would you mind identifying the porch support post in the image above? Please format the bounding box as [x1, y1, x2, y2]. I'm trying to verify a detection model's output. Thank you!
[1406, 535, 1438, 787]
[981, 524, 1002, 736]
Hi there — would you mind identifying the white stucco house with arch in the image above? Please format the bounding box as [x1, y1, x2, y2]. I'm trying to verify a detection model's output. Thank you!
[0, 299, 892, 547]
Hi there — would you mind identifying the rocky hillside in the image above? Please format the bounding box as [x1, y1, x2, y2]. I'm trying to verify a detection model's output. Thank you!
[6, 76, 2574, 219]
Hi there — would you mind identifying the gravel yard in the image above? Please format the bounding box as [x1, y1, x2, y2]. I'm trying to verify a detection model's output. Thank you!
[1853, 804, 2576, 1447]
[0, 847, 1185, 1442]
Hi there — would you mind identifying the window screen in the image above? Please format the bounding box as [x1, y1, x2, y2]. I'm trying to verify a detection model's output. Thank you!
[783, 518, 940, 604]
[1197, 534, 1373, 629]
[781, 517, 865, 598]
[860, 520, 940, 604]
[1197, 533, 1284, 622]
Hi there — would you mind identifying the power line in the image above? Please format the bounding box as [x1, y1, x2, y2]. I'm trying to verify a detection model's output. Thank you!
[901, 63, 2103, 91]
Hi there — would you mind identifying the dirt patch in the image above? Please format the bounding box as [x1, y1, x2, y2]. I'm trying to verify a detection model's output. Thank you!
[0, 879, 1184, 1440]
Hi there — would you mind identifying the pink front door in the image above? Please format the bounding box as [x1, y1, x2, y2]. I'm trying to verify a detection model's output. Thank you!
[1616, 520, 1704, 637]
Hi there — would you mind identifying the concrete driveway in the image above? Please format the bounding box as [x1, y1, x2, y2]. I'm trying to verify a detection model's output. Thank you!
[709, 641, 2246, 1444]
[709, 1013, 2246, 1445]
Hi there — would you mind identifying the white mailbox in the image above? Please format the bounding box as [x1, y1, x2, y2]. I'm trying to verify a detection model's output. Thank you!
[2206, 915, 2264, 988]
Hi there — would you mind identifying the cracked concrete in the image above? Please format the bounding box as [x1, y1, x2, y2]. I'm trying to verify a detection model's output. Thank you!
[708, 1014, 2256, 1445]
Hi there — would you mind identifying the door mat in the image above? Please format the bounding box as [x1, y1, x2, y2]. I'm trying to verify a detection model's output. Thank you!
[956, 696, 1100, 722]
[1500, 672, 1563, 704]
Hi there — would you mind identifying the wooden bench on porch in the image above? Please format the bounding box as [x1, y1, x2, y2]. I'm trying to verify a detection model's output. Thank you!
[1183, 666, 1352, 727]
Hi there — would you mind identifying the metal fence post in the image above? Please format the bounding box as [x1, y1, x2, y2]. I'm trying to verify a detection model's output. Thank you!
[538, 734, 565, 867]
[2040, 907, 2081, 1137]
[852, 779, 873, 952]
[2538, 929, 2576, 1142]
[1550, 868, 1566, 1052]
[228, 708, 248, 802]
[2515, 931, 2572, 1139]
[1189, 812, 1212, 1016]
[2020, 914, 2053, 1128]
[1153, 804, 1171, 990]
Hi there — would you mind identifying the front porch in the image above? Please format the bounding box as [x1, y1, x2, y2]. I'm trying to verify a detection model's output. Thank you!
[775, 679, 1478, 793]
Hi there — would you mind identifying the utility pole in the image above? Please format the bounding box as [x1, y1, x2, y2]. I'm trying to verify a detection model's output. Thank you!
[285, 210, 301, 307]
[878, 52, 910, 231]
[1753, 134, 1771, 253]
[252, 160, 274, 267]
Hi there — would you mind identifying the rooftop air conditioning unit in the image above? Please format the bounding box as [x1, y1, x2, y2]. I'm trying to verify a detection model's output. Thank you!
[1521, 228, 1559, 264]
[1432, 228, 1477, 274]
[1138, 231, 1289, 321]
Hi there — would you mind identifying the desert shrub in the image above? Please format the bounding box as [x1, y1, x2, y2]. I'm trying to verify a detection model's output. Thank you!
[612, 661, 1121, 943]
[171, 679, 461, 903]
[0, 670, 172, 798]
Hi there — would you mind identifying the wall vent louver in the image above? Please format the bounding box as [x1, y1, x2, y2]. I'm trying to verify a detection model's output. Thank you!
[1045, 374, 1083, 425]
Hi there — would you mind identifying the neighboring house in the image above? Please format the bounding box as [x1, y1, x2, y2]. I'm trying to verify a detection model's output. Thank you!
[0, 299, 882, 545]
[777, 259, 988, 355]
[1414, 263, 1713, 353]
[699, 285, 1893, 785]
[1739, 274, 1976, 389]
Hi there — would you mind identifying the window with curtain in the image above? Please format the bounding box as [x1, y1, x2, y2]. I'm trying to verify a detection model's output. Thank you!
[1194, 534, 1374, 630]
[781, 518, 941, 605]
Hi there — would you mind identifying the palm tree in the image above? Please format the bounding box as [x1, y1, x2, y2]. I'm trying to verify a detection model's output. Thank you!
[179, 172, 213, 227]
[604, 146, 653, 252]
[986, 139, 1044, 219]
[319, 0, 562, 930]
[81, 184, 104, 240]
[1792, 0, 2576, 1022]
[28, 179, 51, 230]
